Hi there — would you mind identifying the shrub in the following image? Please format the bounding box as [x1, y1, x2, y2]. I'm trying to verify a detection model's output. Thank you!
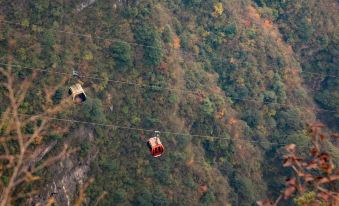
[162, 25, 173, 44]
[52, 88, 63, 104]
[200, 98, 215, 116]
[200, 190, 216, 205]
[80, 98, 106, 123]
[109, 41, 133, 70]
[133, 23, 163, 66]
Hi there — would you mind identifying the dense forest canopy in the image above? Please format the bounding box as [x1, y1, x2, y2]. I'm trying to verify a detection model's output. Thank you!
[0, 0, 338, 205]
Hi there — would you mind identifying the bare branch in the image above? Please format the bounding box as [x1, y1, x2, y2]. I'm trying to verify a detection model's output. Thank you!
[42, 75, 68, 105]
[0, 64, 27, 206]
[74, 177, 94, 206]
[0, 136, 17, 143]
[34, 145, 78, 172]
[259, 123, 339, 205]
[23, 99, 72, 125]
[24, 119, 47, 148]
[16, 71, 37, 107]
[12, 190, 39, 202]
[0, 62, 74, 206]
[94, 191, 108, 206]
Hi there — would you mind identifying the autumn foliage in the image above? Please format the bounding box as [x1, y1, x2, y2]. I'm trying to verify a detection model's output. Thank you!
[258, 122, 339, 206]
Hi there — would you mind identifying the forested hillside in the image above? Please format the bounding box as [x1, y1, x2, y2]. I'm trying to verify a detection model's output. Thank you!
[0, 0, 337, 205]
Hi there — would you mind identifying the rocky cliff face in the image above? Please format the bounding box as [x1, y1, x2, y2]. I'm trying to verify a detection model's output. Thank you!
[29, 127, 97, 206]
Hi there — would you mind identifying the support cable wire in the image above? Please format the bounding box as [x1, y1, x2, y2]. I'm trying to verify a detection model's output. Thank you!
[11, 112, 312, 148]
[0, 19, 338, 79]
[0, 62, 336, 114]
[0, 20, 335, 148]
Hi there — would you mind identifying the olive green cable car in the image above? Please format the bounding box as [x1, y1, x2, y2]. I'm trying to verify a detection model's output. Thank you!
[69, 83, 87, 104]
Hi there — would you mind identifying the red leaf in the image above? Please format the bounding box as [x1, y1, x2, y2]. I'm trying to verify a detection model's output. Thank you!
[295, 157, 303, 162]
[297, 171, 305, 177]
[318, 158, 334, 175]
[323, 162, 334, 174]
[316, 176, 339, 185]
[285, 144, 296, 153]
[298, 186, 306, 193]
[331, 133, 339, 139]
[319, 134, 326, 140]
[305, 161, 318, 170]
[332, 194, 339, 205]
[317, 191, 330, 201]
[283, 155, 302, 167]
[318, 152, 330, 162]
[283, 158, 293, 167]
[256, 200, 274, 206]
[199, 184, 208, 193]
[310, 122, 325, 128]
[285, 178, 296, 186]
[310, 147, 319, 157]
[329, 175, 339, 182]
[304, 174, 314, 182]
[283, 186, 296, 199]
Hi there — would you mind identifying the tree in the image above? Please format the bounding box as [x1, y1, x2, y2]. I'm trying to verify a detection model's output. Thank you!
[242, 109, 263, 128]
[80, 98, 106, 123]
[133, 23, 164, 66]
[200, 190, 216, 205]
[0, 63, 76, 205]
[133, 189, 153, 206]
[0, 56, 101, 205]
[109, 41, 133, 70]
[234, 174, 259, 204]
[113, 189, 127, 203]
[162, 25, 173, 44]
[263, 90, 277, 104]
[152, 190, 169, 206]
[212, 3, 224, 17]
[275, 109, 304, 133]
[183, 0, 202, 7]
[224, 23, 237, 38]
[200, 98, 215, 116]
[258, 122, 339, 206]
[52, 88, 63, 104]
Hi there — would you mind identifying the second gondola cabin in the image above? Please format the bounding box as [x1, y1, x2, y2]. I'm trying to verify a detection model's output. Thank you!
[69, 83, 87, 104]
[147, 131, 164, 158]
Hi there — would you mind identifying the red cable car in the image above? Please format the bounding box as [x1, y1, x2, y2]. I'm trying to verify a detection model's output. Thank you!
[147, 131, 164, 158]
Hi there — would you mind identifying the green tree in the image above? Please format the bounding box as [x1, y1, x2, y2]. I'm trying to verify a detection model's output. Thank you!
[233, 174, 258, 204]
[52, 88, 63, 104]
[262, 90, 277, 104]
[162, 25, 173, 44]
[113, 189, 127, 204]
[200, 190, 216, 205]
[133, 23, 163, 66]
[200, 98, 215, 116]
[133, 189, 153, 206]
[275, 109, 304, 133]
[183, 0, 202, 7]
[109, 41, 133, 70]
[242, 109, 263, 128]
[224, 23, 237, 38]
[80, 98, 106, 123]
[152, 190, 169, 206]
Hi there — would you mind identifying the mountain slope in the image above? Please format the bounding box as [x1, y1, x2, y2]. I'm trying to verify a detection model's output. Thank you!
[0, 0, 337, 205]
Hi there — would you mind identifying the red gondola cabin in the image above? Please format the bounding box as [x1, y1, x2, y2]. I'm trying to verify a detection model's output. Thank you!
[147, 131, 164, 157]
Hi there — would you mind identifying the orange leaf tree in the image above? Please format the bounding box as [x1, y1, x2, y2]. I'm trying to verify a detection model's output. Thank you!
[258, 122, 339, 206]
[0, 58, 77, 205]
